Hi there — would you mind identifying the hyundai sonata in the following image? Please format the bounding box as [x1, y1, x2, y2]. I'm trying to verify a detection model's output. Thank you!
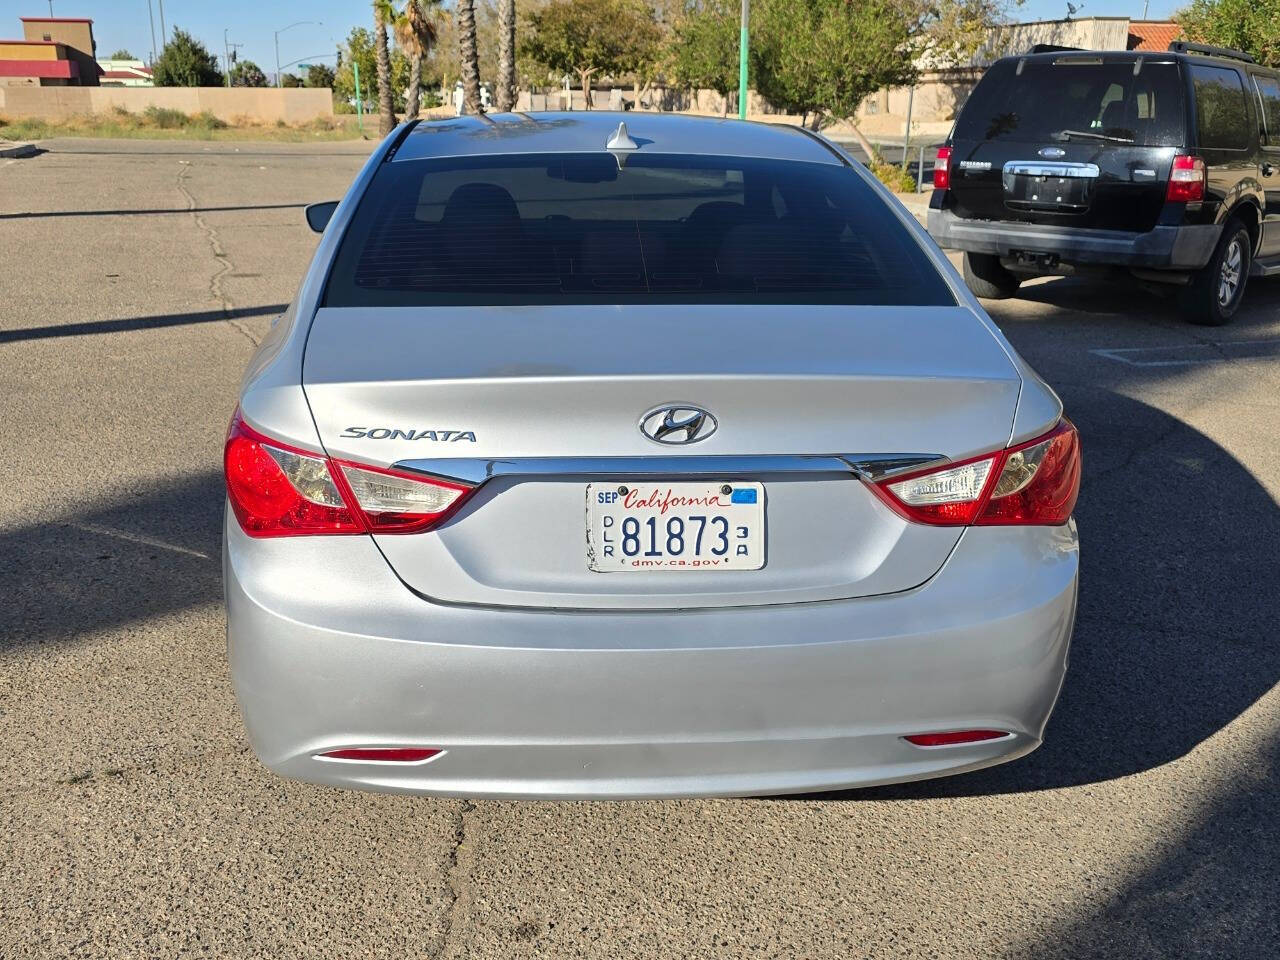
[224, 113, 1080, 799]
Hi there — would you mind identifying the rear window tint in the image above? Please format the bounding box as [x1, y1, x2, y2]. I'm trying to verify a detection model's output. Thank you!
[1192, 65, 1250, 150]
[954, 59, 1186, 147]
[322, 153, 954, 307]
[1256, 74, 1280, 146]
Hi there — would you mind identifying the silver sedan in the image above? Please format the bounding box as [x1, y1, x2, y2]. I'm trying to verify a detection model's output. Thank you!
[224, 112, 1080, 799]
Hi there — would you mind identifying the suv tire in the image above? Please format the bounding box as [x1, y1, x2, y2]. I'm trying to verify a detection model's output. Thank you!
[963, 252, 1020, 300]
[1185, 220, 1251, 326]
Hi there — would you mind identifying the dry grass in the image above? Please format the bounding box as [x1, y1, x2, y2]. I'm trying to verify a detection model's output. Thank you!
[0, 110, 368, 143]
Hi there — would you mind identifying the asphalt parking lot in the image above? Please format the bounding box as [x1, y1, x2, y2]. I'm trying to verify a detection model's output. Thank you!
[2, 138, 1278, 959]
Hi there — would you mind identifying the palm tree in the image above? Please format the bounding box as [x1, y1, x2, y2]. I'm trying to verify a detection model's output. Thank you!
[395, 0, 439, 119]
[496, 0, 516, 112]
[373, 0, 395, 136]
[456, 0, 482, 114]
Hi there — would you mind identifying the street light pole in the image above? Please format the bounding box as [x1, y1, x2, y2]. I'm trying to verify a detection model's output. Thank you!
[274, 21, 322, 88]
[737, 0, 749, 120]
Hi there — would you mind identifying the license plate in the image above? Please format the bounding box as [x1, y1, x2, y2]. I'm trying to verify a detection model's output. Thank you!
[586, 481, 765, 572]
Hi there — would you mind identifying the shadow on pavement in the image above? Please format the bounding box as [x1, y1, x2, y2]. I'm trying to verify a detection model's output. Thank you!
[0, 304, 287, 344]
[1014, 733, 1279, 958]
[0, 472, 224, 655]
[0, 203, 306, 220]
[1010, 271, 1280, 326]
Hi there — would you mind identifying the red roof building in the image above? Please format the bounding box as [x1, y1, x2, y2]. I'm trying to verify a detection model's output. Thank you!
[1127, 21, 1183, 52]
[0, 15, 99, 86]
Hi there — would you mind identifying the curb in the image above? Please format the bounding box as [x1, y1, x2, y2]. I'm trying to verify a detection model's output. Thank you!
[0, 141, 38, 158]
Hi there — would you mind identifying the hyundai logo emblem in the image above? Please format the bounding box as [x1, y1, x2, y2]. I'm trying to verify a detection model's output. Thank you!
[1039, 147, 1067, 159]
[639, 405, 718, 445]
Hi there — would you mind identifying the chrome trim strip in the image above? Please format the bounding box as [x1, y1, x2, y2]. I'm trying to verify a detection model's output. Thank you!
[393, 454, 946, 487]
[1003, 161, 1101, 180]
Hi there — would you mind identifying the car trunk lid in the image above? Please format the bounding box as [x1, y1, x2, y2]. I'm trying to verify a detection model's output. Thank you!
[303, 304, 1022, 610]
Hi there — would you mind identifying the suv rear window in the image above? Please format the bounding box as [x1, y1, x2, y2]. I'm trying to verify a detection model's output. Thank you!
[322, 153, 954, 307]
[954, 58, 1186, 147]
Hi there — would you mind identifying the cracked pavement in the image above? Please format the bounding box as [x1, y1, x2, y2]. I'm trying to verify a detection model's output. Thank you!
[2, 138, 1278, 959]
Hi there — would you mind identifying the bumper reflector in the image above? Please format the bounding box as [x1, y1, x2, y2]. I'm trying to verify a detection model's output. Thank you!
[319, 747, 441, 763]
[904, 730, 1008, 747]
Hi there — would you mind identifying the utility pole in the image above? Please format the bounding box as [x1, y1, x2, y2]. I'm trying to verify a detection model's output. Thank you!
[146, 0, 157, 65]
[223, 30, 243, 87]
[157, 0, 166, 47]
[737, 0, 749, 120]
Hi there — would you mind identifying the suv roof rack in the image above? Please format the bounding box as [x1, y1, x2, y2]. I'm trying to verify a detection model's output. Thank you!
[1167, 40, 1255, 64]
[1028, 44, 1084, 54]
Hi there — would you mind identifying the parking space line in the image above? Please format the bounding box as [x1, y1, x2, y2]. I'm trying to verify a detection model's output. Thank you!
[1091, 339, 1280, 366]
[68, 522, 213, 560]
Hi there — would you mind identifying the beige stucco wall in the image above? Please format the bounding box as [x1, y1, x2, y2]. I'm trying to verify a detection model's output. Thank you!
[0, 86, 333, 122]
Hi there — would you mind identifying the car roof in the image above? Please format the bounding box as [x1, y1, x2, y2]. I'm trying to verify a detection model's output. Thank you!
[392, 112, 846, 165]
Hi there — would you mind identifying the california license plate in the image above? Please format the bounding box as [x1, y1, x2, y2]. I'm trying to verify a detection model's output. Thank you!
[586, 481, 765, 572]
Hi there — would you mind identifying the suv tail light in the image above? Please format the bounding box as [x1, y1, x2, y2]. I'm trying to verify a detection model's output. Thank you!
[871, 420, 1080, 527]
[933, 145, 952, 191]
[1166, 154, 1206, 203]
[224, 410, 474, 538]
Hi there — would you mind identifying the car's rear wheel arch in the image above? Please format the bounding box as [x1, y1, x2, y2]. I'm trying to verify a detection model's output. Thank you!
[1223, 198, 1261, 255]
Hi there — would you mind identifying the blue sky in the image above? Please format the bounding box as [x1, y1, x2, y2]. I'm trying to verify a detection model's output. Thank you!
[2, 0, 1180, 76]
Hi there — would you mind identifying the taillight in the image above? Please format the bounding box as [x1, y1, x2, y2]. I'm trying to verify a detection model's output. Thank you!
[1166, 154, 1205, 203]
[872, 420, 1080, 527]
[333, 461, 472, 533]
[224, 410, 474, 538]
[933, 145, 952, 191]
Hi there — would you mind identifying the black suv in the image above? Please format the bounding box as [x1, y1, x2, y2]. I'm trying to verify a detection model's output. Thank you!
[928, 42, 1280, 325]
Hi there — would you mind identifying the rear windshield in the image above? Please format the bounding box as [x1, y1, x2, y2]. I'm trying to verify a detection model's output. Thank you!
[955, 58, 1186, 147]
[322, 152, 954, 307]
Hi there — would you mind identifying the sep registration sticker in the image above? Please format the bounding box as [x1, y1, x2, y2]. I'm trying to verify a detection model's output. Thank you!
[586, 482, 765, 572]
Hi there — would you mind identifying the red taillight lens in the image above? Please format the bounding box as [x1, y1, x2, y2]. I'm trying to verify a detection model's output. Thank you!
[319, 747, 441, 763]
[224, 410, 475, 538]
[933, 145, 952, 191]
[224, 413, 363, 537]
[1166, 154, 1205, 203]
[975, 420, 1080, 526]
[904, 730, 1008, 747]
[872, 419, 1080, 527]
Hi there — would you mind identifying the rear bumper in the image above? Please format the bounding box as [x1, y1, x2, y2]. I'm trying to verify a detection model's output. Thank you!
[225, 511, 1078, 799]
[928, 207, 1219, 271]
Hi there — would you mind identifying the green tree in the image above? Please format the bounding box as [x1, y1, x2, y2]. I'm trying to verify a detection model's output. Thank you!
[229, 59, 269, 87]
[152, 27, 223, 87]
[1178, 0, 1280, 67]
[280, 72, 303, 87]
[335, 27, 410, 112]
[520, 0, 661, 109]
[666, 0, 739, 114]
[305, 63, 336, 88]
[110, 48, 135, 60]
[395, 0, 441, 117]
[752, 0, 915, 129]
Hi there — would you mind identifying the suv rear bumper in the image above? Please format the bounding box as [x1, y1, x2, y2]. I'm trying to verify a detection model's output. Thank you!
[928, 207, 1219, 271]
